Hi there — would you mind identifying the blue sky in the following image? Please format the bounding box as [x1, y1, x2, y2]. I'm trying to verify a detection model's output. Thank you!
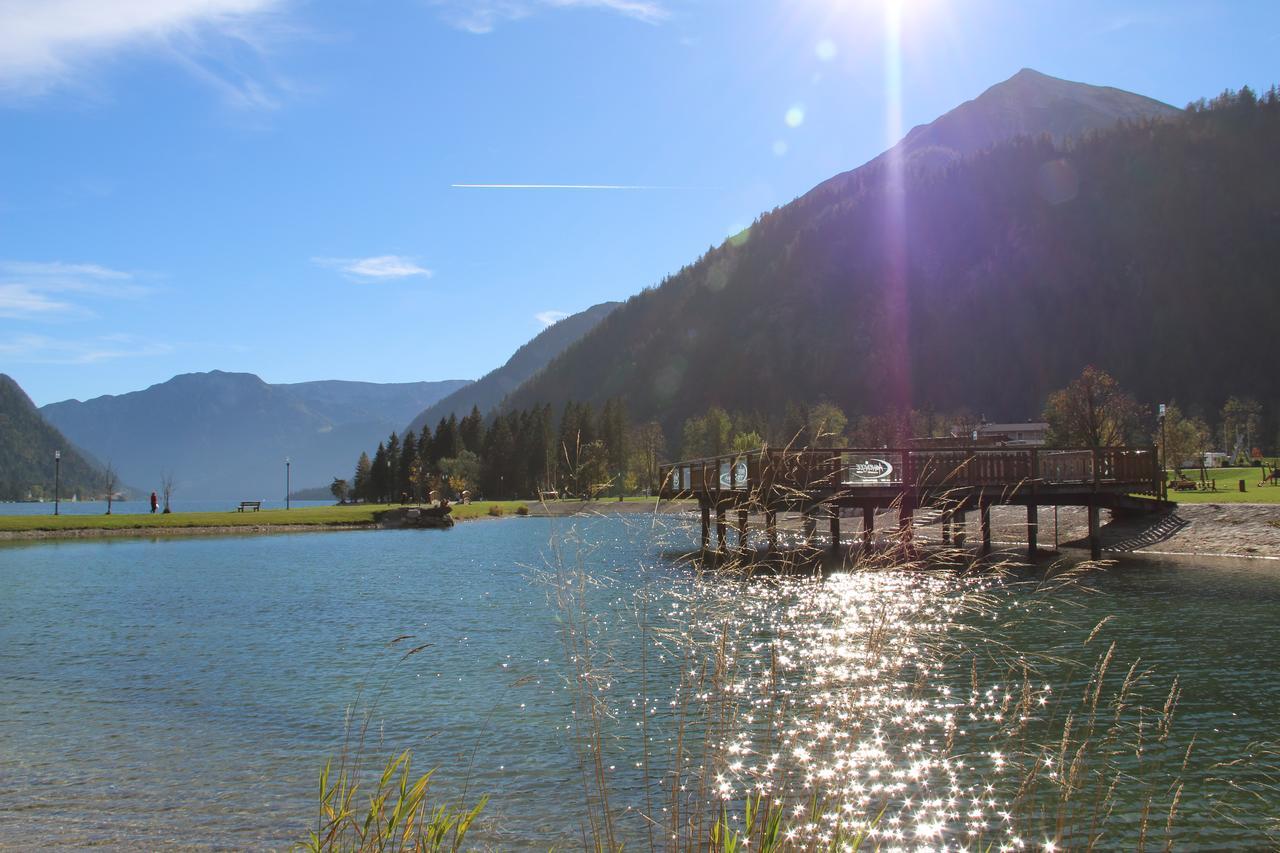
[1, 0, 1276, 406]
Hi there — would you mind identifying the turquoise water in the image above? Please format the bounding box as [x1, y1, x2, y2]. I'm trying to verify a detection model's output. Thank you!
[0, 517, 1277, 848]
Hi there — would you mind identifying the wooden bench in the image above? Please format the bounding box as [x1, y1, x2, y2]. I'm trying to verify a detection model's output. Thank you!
[237, 501, 262, 512]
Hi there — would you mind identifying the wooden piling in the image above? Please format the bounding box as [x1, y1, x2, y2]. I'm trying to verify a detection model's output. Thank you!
[802, 508, 817, 544]
[862, 505, 875, 551]
[1088, 503, 1101, 560]
[829, 507, 840, 554]
[716, 505, 727, 553]
[896, 491, 916, 545]
[1026, 503, 1038, 558]
[979, 502, 991, 555]
[766, 509, 778, 551]
[700, 503, 711, 553]
[954, 509, 967, 547]
[737, 508, 749, 550]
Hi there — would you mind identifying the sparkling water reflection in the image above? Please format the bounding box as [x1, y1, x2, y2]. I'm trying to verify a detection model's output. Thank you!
[0, 516, 1276, 848]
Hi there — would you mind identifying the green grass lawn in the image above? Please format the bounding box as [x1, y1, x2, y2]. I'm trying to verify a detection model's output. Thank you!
[0, 501, 531, 533]
[1166, 466, 1280, 503]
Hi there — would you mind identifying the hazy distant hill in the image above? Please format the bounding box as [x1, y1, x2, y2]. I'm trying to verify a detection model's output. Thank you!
[0, 374, 107, 501]
[405, 301, 620, 434]
[41, 372, 468, 499]
[502, 72, 1278, 434]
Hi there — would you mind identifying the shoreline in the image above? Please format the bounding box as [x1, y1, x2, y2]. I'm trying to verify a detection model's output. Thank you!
[0, 499, 690, 543]
[4, 500, 1279, 562]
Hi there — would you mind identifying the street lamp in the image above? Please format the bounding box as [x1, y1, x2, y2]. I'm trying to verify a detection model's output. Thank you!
[54, 450, 61, 516]
[1158, 403, 1167, 500]
[285, 457, 291, 510]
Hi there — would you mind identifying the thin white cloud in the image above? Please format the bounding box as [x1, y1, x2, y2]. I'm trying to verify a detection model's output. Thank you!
[436, 0, 668, 34]
[313, 255, 433, 281]
[0, 333, 173, 364]
[0, 260, 131, 279]
[0, 260, 147, 318]
[0, 0, 288, 105]
[0, 284, 74, 318]
[535, 310, 569, 326]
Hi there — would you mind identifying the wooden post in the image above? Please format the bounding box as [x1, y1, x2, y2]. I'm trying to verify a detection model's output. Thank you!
[979, 501, 991, 555]
[829, 507, 840, 554]
[766, 509, 778, 551]
[737, 508, 749, 550]
[716, 505, 727, 553]
[1027, 449, 1039, 559]
[1088, 502, 1101, 560]
[700, 503, 711, 553]
[862, 505, 875, 551]
[803, 508, 817, 544]
[1026, 503, 1038, 558]
[898, 494, 914, 546]
[942, 513, 952, 545]
[954, 509, 967, 547]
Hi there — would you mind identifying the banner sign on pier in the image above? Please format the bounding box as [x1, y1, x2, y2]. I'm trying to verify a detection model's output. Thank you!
[841, 453, 901, 486]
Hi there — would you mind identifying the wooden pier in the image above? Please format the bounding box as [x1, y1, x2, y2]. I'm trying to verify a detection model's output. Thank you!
[658, 446, 1171, 561]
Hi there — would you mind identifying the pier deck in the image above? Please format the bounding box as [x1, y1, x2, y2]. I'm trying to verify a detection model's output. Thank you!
[659, 446, 1171, 560]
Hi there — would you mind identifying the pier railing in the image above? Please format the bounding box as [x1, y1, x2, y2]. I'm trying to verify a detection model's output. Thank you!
[658, 446, 1162, 501]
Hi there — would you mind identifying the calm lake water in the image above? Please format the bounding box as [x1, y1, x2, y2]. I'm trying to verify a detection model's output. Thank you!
[0, 516, 1277, 849]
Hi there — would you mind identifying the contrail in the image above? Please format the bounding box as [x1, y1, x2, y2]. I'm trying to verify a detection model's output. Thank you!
[451, 183, 678, 190]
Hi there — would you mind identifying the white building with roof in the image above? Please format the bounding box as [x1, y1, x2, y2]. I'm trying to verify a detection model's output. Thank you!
[974, 421, 1049, 446]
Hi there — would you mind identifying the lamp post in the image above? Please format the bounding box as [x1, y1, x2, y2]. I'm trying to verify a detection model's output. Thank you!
[285, 457, 291, 510]
[54, 450, 61, 516]
[1158, 403, 1167, 500]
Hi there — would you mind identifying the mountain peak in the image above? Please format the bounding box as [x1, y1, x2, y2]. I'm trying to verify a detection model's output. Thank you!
[809, 69, 1181, 199]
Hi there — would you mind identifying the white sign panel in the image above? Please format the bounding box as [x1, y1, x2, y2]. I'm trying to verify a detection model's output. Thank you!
[842, 453, 899, 486]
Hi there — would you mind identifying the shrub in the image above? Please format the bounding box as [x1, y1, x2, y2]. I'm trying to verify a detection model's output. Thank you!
[515, 505, 530, 516]
[487, 505, 504, 517]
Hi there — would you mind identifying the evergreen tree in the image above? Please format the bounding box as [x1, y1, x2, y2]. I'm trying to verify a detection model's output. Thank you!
[428, 419, 447, 469]
[384, 432, 401, 499]
[480, 414, 516, 498]
[424, 422, 440, 473]
[370, 443, 390, 503]
[459, 405, 485, 454]
[436, 415, 462, 461]
[397, 431, 417, 501]
[602, 397, 628, 490]
[353, 452, 372, 502]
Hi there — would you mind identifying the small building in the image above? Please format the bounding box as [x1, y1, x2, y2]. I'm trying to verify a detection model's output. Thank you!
[1180, 451, 1229, 469]
[974, 421, 1049, 446]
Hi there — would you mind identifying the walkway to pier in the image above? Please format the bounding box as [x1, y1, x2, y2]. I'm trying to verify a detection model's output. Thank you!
[658, 446, 1171, 560]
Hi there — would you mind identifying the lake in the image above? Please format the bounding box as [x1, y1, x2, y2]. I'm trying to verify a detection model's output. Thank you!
[0, 515, 1276, 848]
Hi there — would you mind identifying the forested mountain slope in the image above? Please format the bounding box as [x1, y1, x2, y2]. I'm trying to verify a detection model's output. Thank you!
[0, 374, 107, 501]
[405, 301, 620, 434]
[504, 83, 1278, 437]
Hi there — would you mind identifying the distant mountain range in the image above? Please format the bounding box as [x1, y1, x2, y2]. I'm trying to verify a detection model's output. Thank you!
[0, 374, 109, 501]
[40, 373, 468, 499]
[404, 301, 620, 435]
[502, 71, 1280, 433]
[14, 70, 1276, 495]
[23, 300, 619, 500]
